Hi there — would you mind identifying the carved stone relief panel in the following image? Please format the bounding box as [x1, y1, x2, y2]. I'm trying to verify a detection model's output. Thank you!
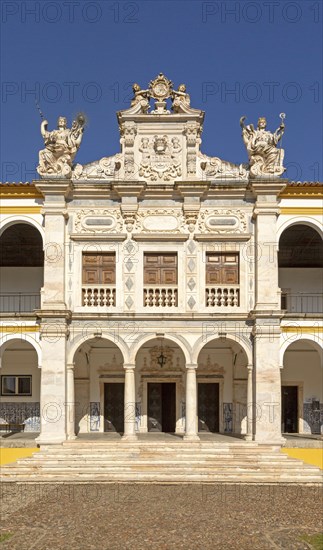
[135, 209, 186, 233]
[138, 135, 182, 181]
[198, 209, 248, 234]
[74, 209, 123, 234]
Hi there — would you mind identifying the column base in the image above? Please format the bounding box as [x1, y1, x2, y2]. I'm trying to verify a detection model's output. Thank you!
[183, 434, 200, 441]
[121, 434, 138, 442]
[36, 435, 66, 445]
[244, 434, 253, 442]
[254, 434, 286, 446]
[67, 434, 77, 441]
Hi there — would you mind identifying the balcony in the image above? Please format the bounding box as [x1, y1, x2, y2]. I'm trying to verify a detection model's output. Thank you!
[144, 286, 178, 307]
[281, 292, 323, 314]
[82, 286, 116, 307]
[206, 286, 240, 307]
[0, 292, 40, 313]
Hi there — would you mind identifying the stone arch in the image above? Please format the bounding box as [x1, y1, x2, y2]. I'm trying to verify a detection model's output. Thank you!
[0, 337, 41, 431]
[281, 338, 323, 434]
[129, 333, 191, 364]
[280, 334, 323, 365]
[192, 333, 252, 365]
[277, 217, 323, 243]
[0, 334, 42, 368]
[68, 332, 129, 364]
[0, 216, 44, 243]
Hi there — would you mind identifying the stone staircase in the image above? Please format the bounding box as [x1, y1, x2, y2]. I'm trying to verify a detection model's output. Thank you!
[1, 440, 322, 483]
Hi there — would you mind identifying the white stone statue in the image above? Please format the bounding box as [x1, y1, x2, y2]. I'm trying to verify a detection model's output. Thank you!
[172, 84, 191, 113]
[240, 115, 285, 177]
[37, 114, 85, 178]
[130, 83, 150, 113]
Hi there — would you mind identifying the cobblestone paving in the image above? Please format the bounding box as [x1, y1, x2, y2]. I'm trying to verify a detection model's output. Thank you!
[0, 483, 322, 549]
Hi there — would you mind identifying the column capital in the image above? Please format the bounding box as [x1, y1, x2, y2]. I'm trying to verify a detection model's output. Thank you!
[186, 363, 198, 370]
[66, 363, 75, 371]
[247, 364, 253, 372]
[123, 363, 136, 371]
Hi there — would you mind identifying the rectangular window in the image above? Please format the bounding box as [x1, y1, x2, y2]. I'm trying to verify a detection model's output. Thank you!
[82, 252, 116, 306]
[206, 252, 239, 307]
[82, 253, 116, 285]
[1, 376, 32, 396]
[206, 252, 239, 284]
[144, 253, 178, 306]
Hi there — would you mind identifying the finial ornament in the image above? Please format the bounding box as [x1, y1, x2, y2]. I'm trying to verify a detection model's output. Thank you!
[240, 114, 286, 178]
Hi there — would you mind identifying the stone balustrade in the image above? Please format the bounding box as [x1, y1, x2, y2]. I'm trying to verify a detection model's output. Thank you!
[82, 286, 116, 307]
[144, 286, 178, 307]
[206, 286, 240, 307]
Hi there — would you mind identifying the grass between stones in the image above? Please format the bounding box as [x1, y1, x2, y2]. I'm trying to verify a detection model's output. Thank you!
[299, 533, 323, 550]
[0, 532, 14, 543]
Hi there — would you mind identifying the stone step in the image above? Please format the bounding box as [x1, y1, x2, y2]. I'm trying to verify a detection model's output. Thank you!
[30, 458, 291, 466]
[1, 472, 322, 484]
[3, 461, 321, 474]
[33, 452, 290, 460]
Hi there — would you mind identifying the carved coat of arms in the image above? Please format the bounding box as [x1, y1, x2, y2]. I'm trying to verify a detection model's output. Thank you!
[139, 135, 182, 181]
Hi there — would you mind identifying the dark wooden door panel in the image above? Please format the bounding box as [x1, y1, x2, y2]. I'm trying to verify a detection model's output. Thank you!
[161, 268, 177, 285]
[206, 253, 239, 285]
[222, 267, 238, 284]
[144, 268, 160, 284]
[148, 383, 162, 431]
[104, 383, 124, 433]
[162, 383, 176, 433]
[148, 383, 176, 433]
[281, 386, 298, 433]
[198, 383, 219, 432]
[101, 268, 116, 284]
[83, 268, 99, 284]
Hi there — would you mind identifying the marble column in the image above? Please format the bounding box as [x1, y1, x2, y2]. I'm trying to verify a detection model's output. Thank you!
[184, 364, 199, 441]
[245, 364, 253, 441]
[122, 364, 137, 440]
[66, 363, 76, 440]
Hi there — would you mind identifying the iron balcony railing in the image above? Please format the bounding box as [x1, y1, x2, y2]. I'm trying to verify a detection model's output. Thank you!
[281, 292, 323, 313]
[0, 293, 41, 313]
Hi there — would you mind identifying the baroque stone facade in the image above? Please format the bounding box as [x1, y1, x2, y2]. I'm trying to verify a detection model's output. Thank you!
[0, 74, 322, 446]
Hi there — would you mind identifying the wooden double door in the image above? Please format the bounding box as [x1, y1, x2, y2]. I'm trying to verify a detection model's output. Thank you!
[198, 383, 220, 433]
[148, 383, 176, 433]
[104, 383, 124, 433]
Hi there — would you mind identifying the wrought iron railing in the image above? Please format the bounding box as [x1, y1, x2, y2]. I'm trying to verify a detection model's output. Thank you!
[281, 292, 323, 313]
[0, 293, 40, 313]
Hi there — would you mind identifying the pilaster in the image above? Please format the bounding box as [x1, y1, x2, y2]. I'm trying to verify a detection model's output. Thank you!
[250, 180, 287, 311]
[252, 320, 285, 445]
[35, 318, 69, 444]
[34, 179, 72, 311]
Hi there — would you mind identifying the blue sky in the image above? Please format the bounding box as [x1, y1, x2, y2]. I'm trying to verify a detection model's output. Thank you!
[1, 0, 322, 182]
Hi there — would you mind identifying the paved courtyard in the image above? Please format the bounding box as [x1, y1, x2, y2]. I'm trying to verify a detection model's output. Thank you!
[0, 483, 322, 549]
